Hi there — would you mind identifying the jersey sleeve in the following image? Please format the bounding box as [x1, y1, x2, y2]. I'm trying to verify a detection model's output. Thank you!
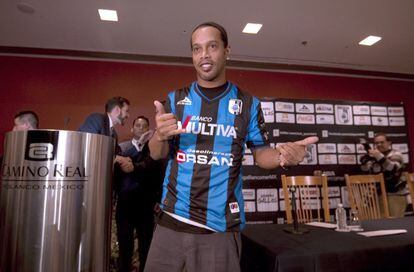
[164, 91, 174, 114]
[246, 97, 270, 150]
[164, 91, 178, 156]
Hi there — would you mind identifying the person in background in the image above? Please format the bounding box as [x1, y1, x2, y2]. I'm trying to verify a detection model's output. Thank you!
[116, 115, 163, 272]
[78, 96, 130, 139]
[13, 110, 39, 131]
[1, 110, 40, 164]
[360, 132, 407, 217]
[78, 96, 133, 172]
[145, 21, 318, 272]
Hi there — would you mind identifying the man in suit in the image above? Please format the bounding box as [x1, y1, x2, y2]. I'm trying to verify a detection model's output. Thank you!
[2, 110, 40, 165]
[119, 116, 153, 154]
[79, 96, 130, 138]
[116, 116, 164, 272]
[79, 96, 133, 171]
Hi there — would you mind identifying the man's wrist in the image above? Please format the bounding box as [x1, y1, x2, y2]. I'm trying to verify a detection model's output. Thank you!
[154, 130, 167, 142]
[276, 150, 290, 170]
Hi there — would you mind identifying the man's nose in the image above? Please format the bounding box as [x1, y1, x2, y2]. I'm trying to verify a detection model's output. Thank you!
[201, 48, 210, 58]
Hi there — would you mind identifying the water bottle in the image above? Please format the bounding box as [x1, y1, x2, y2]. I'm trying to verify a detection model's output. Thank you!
[335, 203, 347, 231]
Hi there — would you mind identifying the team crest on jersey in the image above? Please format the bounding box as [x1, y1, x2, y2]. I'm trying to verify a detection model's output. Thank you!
[229, 202, 240, 213]
[228, 99, 242, 115]
[177, 96, 192, 106]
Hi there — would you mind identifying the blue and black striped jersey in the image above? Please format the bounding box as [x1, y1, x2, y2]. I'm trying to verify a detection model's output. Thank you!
[161, 81, 269, 232]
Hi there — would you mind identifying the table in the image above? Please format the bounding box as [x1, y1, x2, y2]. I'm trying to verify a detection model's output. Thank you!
[241, 217, 414, 272]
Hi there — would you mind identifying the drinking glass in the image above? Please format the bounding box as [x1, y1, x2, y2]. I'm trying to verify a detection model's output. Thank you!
[349, 209, 363, 231]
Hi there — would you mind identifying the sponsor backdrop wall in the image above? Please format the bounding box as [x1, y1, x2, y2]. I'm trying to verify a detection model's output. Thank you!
[243, 98, 410, 223]
[1, 56, 414, 152]
[1, 56, 414, 222]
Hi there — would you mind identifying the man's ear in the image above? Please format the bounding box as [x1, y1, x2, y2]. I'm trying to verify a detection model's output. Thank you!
[23, 122, 31, 130]
[225, 46, 231, 60]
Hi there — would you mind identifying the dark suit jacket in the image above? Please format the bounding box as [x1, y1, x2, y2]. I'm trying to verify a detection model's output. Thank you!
[115, 141, 164, 218]
[78, 112, 120, 154]
[78, 113, 116, 138]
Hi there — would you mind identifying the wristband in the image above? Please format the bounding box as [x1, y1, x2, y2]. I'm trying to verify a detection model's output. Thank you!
[281, 165, 290, 171]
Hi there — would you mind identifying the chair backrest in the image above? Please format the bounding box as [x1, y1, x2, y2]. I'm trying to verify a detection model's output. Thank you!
[405, 172, 414, 209]
[281, 175, 330, 224]
[345, 173, 389, 220]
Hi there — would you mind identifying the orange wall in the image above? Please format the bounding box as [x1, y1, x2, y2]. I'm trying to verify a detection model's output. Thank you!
[1, 55, 413, 168]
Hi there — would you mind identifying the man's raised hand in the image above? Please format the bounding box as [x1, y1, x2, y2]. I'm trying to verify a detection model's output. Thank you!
[154, 100, 185, 141]
[278, 136, 319, 167]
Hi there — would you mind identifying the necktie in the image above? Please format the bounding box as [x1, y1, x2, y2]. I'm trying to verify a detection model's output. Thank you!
[110, 128, 121, 155]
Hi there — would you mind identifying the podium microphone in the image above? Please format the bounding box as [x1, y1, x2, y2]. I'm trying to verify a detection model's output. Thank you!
[64, 117, 71, 129]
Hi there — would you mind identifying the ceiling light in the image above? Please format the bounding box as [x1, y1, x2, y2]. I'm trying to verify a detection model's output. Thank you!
[98, 9, 118, 22]
[359, 36, 382, 46]
[242, 23, 263, 34]
[17, 2, 35, 14]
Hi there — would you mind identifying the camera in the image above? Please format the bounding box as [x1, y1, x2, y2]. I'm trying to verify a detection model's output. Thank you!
[359, 138, 375, 165]
[362, 142, 371, 152]
[359, 138, 371, 152]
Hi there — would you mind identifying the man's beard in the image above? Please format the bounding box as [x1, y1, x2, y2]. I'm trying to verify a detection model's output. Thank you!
[118, 114, 126, 125]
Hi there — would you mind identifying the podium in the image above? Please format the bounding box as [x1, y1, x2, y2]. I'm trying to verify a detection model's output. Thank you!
[0, 130, 115, 272]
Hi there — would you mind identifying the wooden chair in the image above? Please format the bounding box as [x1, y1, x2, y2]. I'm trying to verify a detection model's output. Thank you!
[281, 175, 330, 224]
[405, 172, 414, 209]
[345, 173, 389, 220]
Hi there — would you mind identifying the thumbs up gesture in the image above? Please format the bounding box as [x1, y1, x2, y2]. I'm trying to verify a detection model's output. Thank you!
[277, 136, 319, 167]
[154, 100, 185, 141]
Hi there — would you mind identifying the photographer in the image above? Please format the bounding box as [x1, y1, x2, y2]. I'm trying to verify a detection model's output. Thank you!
[360, 133, 407, 217]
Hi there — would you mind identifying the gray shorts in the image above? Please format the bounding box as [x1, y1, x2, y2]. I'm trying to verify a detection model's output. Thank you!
[144, 224, 241, 272]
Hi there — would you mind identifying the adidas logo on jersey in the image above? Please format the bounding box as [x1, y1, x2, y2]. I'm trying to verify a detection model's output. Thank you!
[177, 97, 192, 105]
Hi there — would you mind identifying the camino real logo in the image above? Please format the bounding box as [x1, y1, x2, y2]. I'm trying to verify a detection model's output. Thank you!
[24, 131, 58, 161]
[228, 99, 242, 115]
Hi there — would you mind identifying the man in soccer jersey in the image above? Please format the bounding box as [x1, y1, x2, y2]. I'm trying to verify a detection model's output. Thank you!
[146, 22, 318, 272]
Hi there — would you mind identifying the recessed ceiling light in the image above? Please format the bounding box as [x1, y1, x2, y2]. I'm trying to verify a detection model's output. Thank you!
[359, 36, 382, 46]
[17, 2, 35, 14]
[98, 9, 118, 22]
[242, 23, 263, 34]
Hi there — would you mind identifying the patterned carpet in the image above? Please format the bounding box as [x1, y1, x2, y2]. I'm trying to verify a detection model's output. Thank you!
[110, 206, 140, 272]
